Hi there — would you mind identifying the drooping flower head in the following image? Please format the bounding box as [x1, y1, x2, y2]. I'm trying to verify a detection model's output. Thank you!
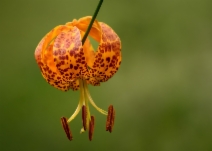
[35, 16, 121, 140]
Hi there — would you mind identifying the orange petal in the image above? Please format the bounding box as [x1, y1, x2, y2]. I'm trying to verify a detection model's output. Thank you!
[86, 77, 100, 86]
[35, 37, 70, 91]
[75, 16, 101, 42]
[82, 37, 95, 68]
[90, 22, 122, 83]
[41, 25, 72, 73]
[52, 26, 90, 90]
[68, 79, 80, 91]
[75, 17, 121, 85]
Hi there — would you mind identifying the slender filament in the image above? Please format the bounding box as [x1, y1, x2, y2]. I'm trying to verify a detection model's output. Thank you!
[67, 80, 84, 123]
[84, 81, 108, 115]
[82, 80, 91, 129]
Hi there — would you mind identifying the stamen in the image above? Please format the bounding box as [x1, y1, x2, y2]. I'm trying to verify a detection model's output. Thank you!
[61, 117, 73, 140]
[67, 79, 84, 123]
[110, 108, 115, 132]
[89, 116, 95, 141]
[106, 105, 115, 133]
[82, 105, 87, 130]
[82, 80, 91, 129]
[67, 100, 83, 123]
[84, 83, 108, 115]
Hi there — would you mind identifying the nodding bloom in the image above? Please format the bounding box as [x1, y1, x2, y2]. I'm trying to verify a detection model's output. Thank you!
[35, 16, 121, 140]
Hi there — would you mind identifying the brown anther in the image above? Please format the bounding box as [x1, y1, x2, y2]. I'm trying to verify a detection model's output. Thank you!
[106, 105, 115, 133]
[89, 116, 95, 141]
[82, 105, 87, 131]
[61, 117, 73, 141]
[109, 108, 115, 132]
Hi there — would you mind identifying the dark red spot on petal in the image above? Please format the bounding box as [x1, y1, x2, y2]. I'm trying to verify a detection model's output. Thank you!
[74, 66, 78, 70]
[106, 57, 110, 63]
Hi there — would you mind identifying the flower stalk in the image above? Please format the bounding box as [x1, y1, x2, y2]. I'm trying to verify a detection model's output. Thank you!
[82, 0, 104, 45]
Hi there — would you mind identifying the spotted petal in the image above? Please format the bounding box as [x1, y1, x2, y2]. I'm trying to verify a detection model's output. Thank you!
[75, 16, 121, 85]
[35, 16, 121, 90]
[35, 37, 70, 91]
[93, 22, 121, 82]
[52, 26, 90, 90]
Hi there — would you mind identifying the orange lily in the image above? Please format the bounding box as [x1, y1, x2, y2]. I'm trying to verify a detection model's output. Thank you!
[34, 16, 121, 140]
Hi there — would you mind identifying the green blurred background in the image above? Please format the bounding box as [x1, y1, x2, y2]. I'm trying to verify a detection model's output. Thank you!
[1, 0, 212, 150]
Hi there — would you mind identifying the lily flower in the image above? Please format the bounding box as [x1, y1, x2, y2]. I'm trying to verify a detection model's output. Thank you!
[34, 16, 121, 140]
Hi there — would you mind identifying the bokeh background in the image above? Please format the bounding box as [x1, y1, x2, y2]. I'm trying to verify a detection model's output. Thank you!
[1, 0, 212, 150]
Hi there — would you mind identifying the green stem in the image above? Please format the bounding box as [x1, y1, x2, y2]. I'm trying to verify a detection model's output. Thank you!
[81, 0, 104, 45]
